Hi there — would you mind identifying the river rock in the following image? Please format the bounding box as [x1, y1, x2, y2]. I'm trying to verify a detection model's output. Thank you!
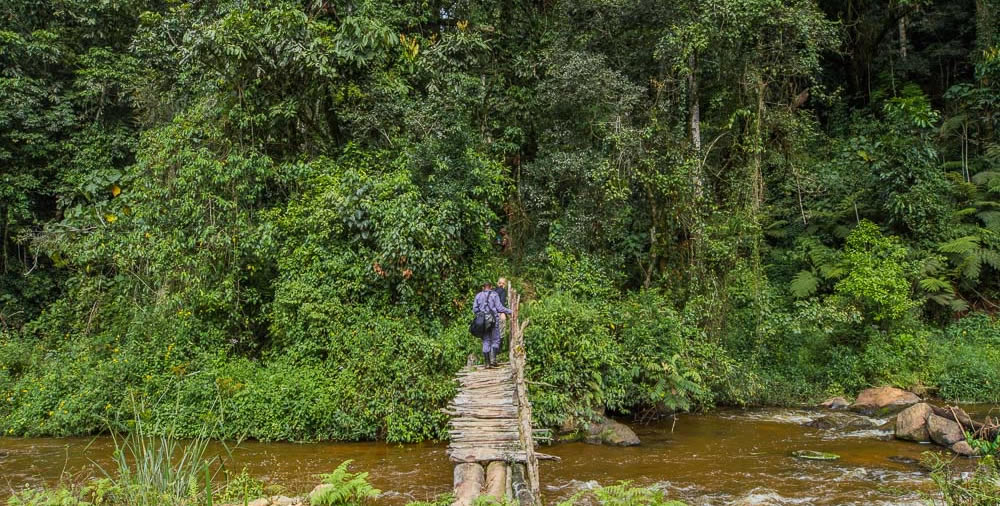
[895, 403, 932, 442]
[806, 412, 879, 431]
[584, 417, 640, 446]
[850, 387, 920, 416]
[270, 496, 298, 506]
[557, 415, 579, 435]
[928, 414, 965, 446]
[220, 500, 269, 506]
[887, 456, 920, 466]
[950, 440, 979, 457]
[819, 396, 850, 409]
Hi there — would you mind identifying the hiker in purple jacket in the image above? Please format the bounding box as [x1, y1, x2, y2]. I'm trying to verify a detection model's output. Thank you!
[473, 282, 511, 368]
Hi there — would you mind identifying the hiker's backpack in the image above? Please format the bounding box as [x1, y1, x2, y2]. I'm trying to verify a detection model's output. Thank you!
[469, 311, 496, 338]
[469, 291, 497, 337]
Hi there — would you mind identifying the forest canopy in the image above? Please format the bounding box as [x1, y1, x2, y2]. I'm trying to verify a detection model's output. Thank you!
[1, 0, 999, 441]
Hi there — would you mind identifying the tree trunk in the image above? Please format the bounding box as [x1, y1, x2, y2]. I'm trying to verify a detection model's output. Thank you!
[688, 52, 703, 200]
[976, 0, 996, 60]
[2, 206, 8, 274]
[687, 51, 707, 270]
[751, 77, 766, 215]
[898, 16, 907, 60]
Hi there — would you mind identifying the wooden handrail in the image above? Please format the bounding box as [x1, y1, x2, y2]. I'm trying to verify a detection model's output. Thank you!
[508, 284, 540, 505]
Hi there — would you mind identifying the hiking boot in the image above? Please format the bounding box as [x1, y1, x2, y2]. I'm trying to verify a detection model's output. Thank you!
[489, 349, 497, 368]
[483, 352, 491, 368]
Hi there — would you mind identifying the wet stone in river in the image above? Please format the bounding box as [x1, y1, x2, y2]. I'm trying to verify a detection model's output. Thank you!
[584, 417, 640, 446]
[819, 396, 850, 410]
[895, 403, 932, 442]
[927, 414, 965, 446]
[950, 440, 979, 457]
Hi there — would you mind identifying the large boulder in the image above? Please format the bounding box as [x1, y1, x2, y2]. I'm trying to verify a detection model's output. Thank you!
[850, 387, 920, 416]
[928, 414, 965, 446]
[584, 417, 640, 446]
[895, 403, 932, 442]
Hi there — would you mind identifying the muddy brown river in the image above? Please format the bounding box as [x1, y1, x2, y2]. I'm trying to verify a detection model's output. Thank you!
[1, 407, 994, 504]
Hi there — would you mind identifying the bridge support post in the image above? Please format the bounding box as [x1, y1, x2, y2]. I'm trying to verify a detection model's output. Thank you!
[510, 463, 536, 506]
[453, 463, 485, 506]
[485, 461, 507, 499]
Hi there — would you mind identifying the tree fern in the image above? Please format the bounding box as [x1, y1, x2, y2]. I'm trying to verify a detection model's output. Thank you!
[932, 168, 1000, 306]
[937, 230, 1000, 291]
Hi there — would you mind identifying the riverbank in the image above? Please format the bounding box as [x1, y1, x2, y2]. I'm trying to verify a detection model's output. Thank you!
[4, 407, 993, 505]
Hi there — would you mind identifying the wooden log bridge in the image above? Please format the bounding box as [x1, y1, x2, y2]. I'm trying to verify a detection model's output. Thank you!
[445, 285, 557, 506]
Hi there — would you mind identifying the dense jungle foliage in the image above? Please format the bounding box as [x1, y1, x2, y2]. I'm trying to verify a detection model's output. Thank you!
[1, 0, 999, 442]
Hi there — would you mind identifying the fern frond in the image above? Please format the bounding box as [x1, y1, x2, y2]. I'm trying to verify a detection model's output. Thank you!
[972, 170, 1000, 186]
[790, 270, 819, 298]
[984, 143, 1000, 163]
[981, 248, 1000, 270]
[929, 294, 952, 307]
[949, 297, 970, 312]
[313, 460, 381, 506]
[939, 235, 980, 254]
[979, 211, 1000, 232]
[920, 255, 947, 275]
[918, 277, 951, 292]
[939, 114, 968, 135]
[962, 255, 982, 281]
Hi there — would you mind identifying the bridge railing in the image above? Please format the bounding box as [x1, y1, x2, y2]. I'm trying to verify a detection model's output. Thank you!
[507, 284, 540, 505]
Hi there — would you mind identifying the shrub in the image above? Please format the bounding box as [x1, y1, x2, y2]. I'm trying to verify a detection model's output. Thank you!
[922, 452, 1000, 505]
[929, 315, 1000, 403]
[523, 289, 714, 427]
[833, 221, 917, 325]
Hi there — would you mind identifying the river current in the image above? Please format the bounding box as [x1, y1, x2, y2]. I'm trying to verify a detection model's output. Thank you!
[1, 407, 994, 505]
